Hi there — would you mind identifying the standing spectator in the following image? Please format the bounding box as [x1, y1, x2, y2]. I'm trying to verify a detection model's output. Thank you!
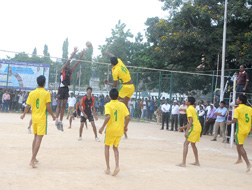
[203, 104, 216, 135]
[211, 101, 227, 142]
[2, 90, 10, 112]
[149, 99, 154, 120]
[9, 90, 14, 111]
[95, 97, 99, 115]
[236, 65, 249, 93]
[171, 101, 179, 131]
[66, 93, 76, 119]
[136, 99, 141, 118]
[18, 91, 24, 111]
[160, 99, 171, 130]
[128, 98, 134, 117]
[140, 99, 143, 118]
[198, 105, 205, 136]
[142, 98, 147, 119]
[99, 95, 105, 115]
[52, 94, 57, 112]
[179, 101, 187, 131]
[12, 91, 19, 111]
[0, 89, 3, 110]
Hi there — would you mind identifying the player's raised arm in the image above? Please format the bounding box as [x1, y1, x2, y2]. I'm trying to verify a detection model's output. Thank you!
[61, 47, 78, 72]
[99, 114, 111, 134]
[20, 104, 30, 119]
[71, 49, 85, 72]
[46, 102, 56, 121]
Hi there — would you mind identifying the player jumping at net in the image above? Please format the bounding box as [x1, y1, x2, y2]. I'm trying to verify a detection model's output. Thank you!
[79, 87, 100, 142]
[55, 47, 85, 131]
[68, 101, 88, 129]
[21, 75, 56, 168]
[227, 94, 252, 172]
[177, 97, 202, 167]
[99, 88, 130, 176]
[104, 51, 135, 138]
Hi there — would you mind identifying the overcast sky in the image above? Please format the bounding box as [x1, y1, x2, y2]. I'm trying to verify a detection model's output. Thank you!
[0, 0, 166, 60]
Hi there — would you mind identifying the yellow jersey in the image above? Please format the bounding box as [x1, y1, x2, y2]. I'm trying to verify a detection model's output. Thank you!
[112, 58, 131, 84]
[233, 104, 252, 134]
[186, 105, 202, 132]
[105, 100, 130, 136]
[26, 88, 51, 123]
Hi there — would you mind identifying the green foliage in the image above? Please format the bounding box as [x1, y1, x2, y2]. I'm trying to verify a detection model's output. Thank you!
[43, 44, 51, 63]
[62, 38, 69, 59]
[32, 47, 37, 55]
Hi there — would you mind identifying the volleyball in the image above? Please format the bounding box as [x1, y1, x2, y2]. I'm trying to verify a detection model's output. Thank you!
[86, 41, 92, 48]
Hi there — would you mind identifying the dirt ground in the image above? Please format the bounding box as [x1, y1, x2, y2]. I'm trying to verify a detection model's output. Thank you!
[0, 113, 252, 190]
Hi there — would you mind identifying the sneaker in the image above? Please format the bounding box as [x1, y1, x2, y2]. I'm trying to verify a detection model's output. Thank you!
[59, 122, 64, 131]
[95, 137, 101, 142]
[211, 139, 217, 141]
[78, 137, 82, 141]
[55, 121, 61, 130]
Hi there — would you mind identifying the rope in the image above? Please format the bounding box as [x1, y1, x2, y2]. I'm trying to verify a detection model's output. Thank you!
[0, 49, 230, 78]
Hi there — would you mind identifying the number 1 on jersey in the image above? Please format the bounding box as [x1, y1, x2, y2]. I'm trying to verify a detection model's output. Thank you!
[114, 110, 118, 121]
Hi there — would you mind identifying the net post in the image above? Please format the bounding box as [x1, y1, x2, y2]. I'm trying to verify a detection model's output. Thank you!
[169, 72, 173, 103]
[158, 72, 162, 107]
[230, 75, 237, 148]
[211, 71, 215, 103]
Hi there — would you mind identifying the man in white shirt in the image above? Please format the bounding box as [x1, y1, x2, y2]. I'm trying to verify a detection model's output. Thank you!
[161, 99, 171, 130]
[198, 105, 205, 136]
[179, 101, 187, 131]
[128, 98, 134, 117]
[67, 93, 76, 119]
[171, 101, 179, 131]
[142, 98, 147, 119]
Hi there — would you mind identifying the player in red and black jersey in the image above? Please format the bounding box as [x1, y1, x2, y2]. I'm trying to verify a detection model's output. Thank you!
[79, 87, 100, 142]
[55, 47, 85, 131]
[68, 101, 87, 129]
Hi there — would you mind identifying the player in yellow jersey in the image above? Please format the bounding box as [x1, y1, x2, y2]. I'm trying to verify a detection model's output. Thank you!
[99, 88, 130, 176]
[178, 97, 202, 167]
[104, 51, 135, 138]
[21, 75, 56, 168]
[227, 94, 252, 172]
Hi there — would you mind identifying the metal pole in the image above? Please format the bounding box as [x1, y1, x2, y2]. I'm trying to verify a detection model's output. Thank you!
[220, 0, 228, 101]
[230, 75, 237, 148]
[158, 72, 162, 107]
[211, 71, 215, 102]
[169, 72, 173, 104]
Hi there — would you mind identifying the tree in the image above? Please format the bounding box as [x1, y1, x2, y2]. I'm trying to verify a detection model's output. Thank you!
[32, 47, 37, 56]
[43, 44, 51, 63]
[62, 38, 69, 60]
